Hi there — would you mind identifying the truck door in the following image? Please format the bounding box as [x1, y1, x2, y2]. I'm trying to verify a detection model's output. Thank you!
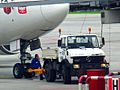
[58, 37, 67, 62]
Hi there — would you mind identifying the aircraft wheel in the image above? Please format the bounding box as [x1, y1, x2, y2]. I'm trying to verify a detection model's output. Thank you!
[24, 72, 35, 78]
[24, 63, 35, 78]
[13, 63, 24, 79]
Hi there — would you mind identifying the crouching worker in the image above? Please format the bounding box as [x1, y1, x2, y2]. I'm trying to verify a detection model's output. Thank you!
[31, 54, 44, 80]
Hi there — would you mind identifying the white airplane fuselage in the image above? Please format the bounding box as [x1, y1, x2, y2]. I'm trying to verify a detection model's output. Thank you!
[0, 2, 69, 45]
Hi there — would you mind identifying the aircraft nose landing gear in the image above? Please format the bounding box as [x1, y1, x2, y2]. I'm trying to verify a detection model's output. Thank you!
[13, 39, 32, 79]
[13, 39, 41, 79]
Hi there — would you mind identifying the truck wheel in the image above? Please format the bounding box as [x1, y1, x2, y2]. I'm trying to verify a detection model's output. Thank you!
[62, 65, 71, 84]
[13, 63, 24, 79]
[44, 63, 56, 82]
[24, 63, 35, 78]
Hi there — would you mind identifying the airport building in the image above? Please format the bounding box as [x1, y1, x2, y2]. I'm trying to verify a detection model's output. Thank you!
[70, 1, 103, 12]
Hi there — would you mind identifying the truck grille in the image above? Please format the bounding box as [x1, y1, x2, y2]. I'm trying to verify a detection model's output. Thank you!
[73, 56, 105, 63]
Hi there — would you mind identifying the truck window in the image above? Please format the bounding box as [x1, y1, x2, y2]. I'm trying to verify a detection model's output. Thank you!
[76, 37, 88, 43]
[91, 37, 99, 47]
[67, 35, 99, 48]
[68, 37, 75, 43]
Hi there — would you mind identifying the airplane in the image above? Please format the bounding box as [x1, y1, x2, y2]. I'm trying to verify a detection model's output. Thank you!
[0, 0, 97, 78]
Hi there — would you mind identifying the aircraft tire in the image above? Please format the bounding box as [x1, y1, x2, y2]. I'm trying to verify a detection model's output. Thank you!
[24, 63, 35, 78]
[13, 63, 24, 79]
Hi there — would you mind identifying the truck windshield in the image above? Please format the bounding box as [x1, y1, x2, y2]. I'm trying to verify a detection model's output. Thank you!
[67, 35, 99, 48]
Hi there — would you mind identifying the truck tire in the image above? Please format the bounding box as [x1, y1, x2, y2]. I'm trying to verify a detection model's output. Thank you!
[13, 63, 24, 79]
[62, 65, 71, 84]
[24, 63, 35, 78]
[44, 63, 56, 82]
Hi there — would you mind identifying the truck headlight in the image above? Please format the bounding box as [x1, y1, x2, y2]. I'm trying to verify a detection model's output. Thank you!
[73, 64, 79, 69]
[101, 63, 109, 67]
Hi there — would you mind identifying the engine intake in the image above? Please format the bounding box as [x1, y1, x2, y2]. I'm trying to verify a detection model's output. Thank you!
[0, 45, 18, 55]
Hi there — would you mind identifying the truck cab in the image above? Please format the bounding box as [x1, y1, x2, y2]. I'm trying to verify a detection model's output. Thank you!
[58, 34, 105, 63]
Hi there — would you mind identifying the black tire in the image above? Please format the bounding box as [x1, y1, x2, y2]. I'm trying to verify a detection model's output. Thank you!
[62, 65, 71, 84]
[13, 63, 24, 79]
[44, 63, 56, 82]
[24, 63, 35, 78]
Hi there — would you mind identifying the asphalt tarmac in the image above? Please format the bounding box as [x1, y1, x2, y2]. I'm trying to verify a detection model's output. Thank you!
[0, 14, 120, 90]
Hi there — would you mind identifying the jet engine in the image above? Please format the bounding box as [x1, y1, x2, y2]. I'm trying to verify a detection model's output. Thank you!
[0, 45, 17, 55]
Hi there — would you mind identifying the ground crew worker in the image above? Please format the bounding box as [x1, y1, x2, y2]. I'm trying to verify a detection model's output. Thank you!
[31, 54, 44, 80]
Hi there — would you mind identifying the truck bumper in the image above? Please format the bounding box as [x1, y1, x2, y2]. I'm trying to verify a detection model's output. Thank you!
[70, 64, 109, 76]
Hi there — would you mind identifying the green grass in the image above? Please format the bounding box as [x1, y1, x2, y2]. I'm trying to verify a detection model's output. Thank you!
[69, 11, 100, 14]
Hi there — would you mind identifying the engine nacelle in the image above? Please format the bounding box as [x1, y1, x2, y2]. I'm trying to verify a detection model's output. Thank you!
[0, 45, 18, 55]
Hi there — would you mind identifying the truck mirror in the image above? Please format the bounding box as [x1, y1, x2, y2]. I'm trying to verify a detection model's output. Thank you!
[58, 40, 61, 47]
[100, 37, 105, 48]
[102, 37, 105, 45]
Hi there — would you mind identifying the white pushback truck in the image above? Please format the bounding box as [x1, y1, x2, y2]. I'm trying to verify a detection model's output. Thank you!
[42, 34, 109, 84]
